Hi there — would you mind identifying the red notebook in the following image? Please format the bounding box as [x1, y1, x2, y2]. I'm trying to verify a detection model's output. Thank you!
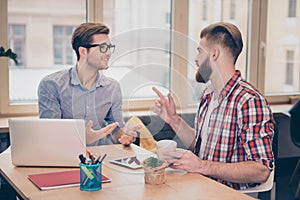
[28, 169, 111, 190]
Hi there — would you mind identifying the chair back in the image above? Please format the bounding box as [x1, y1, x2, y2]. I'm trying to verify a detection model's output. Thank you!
[240, 169, 274, 194]
[289, 99, 300, 148]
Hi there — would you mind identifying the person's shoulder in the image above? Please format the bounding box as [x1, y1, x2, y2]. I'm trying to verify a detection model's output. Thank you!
[101, 74, 120, 86]
[238, 79, 263, 97]
[41, 68, 71, 83]
[236, 79, 269, 105]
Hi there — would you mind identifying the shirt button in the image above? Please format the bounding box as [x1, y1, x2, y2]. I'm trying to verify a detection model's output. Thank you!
[269, 162, 273, 168]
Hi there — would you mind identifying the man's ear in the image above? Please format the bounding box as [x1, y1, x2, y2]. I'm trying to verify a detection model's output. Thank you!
[78, 46, 87, 58]
[211, 48, 220, 61]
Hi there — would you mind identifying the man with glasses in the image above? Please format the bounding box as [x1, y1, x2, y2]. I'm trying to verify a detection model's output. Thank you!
[152, 22, 274, 190]
[38, 22, 139, 146]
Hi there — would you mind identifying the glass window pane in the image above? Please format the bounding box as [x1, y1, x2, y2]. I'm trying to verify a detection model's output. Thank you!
[13, 25, 24, 35]
[103, 0, 171, 100]
[53, 25, 75, 66]
[288, 0, 297, 17]
[8, 24, 26, 66]
[54, 26, 63, 35]
[265, 0, 300, 95]
[8, 0, 86, 104]
[187, 0, 249, 105]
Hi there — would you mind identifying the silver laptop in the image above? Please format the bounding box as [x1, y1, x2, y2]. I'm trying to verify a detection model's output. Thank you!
[9, 118, 86, 167]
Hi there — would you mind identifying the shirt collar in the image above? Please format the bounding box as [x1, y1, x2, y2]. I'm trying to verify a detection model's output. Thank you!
[200, 80, 214, 99]
[201, 70, 242, 103]
[219, 70, 242, 101]
[70, 66, 106, 88]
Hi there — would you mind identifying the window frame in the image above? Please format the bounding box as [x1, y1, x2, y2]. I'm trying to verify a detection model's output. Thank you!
[0, 0, 295, 117]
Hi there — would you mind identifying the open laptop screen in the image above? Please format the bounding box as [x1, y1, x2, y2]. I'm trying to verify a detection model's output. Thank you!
[9, 118, 86, 167]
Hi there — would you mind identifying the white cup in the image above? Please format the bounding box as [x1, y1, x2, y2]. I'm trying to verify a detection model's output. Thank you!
[156, 140, 177, 161]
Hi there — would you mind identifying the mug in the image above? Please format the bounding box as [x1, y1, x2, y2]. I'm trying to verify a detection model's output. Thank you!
[156, 140, 177, 161]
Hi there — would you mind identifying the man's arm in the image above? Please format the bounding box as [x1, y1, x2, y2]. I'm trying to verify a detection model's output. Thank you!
[168, 149, 271, 184]
[166, 114, 196, 149]
[167, 94, 274, 184]
[38, 78, 122, 145]
[152, 87, 195, 148]
[86, 120, 119, 145]
[202, 159, 271, 184]
[106, 82, 140, 145]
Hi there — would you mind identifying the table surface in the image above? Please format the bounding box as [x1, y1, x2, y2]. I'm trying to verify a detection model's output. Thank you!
[0, 117, 9, 133]
[0, 144, 253, 200]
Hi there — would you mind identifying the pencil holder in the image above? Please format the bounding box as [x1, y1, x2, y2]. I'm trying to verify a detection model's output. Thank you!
[79, 163, 102, 191]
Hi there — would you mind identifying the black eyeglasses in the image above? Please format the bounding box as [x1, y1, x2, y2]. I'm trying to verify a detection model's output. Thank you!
[81, 43, 115, 53]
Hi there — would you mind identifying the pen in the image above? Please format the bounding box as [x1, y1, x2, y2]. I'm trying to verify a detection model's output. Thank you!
[81, 160, 102, 186]
[94, 155, 101, 163]
[87, 150, 95, 164]
[99, 153, 107, 163]
[79, 154, 86, 164]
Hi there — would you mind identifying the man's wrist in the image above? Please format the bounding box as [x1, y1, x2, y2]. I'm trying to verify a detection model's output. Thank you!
[169, 114, 182, 133]
[198, 159, 210, 175]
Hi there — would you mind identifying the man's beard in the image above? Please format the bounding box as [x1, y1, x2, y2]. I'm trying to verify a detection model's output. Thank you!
[195, 57, 212, 83]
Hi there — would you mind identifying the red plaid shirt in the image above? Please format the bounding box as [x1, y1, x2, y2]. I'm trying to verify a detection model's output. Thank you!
[194, 70, 274, 190]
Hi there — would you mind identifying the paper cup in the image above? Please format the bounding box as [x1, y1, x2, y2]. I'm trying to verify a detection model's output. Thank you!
[156, 140, 177, 161]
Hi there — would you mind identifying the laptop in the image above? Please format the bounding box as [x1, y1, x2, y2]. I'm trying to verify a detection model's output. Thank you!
[9, 118, 86, 167]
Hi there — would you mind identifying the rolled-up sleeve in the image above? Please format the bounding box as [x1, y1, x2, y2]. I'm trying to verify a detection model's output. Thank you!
[240, 97, 275, 170]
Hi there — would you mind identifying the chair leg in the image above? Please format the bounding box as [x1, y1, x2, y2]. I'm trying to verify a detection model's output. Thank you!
[290, 159, 300, 185]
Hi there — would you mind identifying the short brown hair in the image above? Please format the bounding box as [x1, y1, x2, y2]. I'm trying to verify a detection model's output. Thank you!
[72, 22, 110, 60]
[200, 22, 243, 64]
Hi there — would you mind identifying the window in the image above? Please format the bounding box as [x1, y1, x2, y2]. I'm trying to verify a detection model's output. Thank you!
[285, 50, 294, 85]
[265, 0, 300, 98]
[288, 0, 297, 18]
[0, 0, 87, 115]
[188, 0, 249, 104]
[8, 24, 26, 66]
[1, 0, 300, 116]
[53, 26, 76, 65]
[102, 0, 171, 101]
[2, 0, 86, 108]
